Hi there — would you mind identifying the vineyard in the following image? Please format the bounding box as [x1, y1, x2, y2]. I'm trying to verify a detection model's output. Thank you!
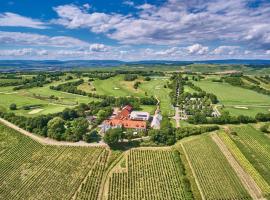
[182, 135, 251, 200]
[107, 149, 193, 200]
[230, 126, 270, 190]
[218, 131, 270, 198]
[0, 123, 108, 200]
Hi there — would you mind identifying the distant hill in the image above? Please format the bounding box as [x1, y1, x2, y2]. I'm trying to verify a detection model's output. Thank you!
[0, 59, 270, 71]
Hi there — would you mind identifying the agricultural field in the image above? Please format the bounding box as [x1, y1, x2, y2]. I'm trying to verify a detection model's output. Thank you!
[0, 123, 108, 200]
[106, 149, 193, 200]
[193, 79, 270, 117]
[229, 126, 270, 189]
[182, 135, 251, 199]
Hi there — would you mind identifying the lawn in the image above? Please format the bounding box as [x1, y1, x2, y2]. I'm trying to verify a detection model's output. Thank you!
[92, 75, 174, 116]
[0, 123, 108, 200]
[193, 80, 270, 116]
[0, 80, 99, 116]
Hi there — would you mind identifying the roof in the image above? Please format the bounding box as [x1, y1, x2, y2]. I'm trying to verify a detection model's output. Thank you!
[106, 119, 146, 129]
[115, 105, 132, 120]
[130, 111, 150, 117]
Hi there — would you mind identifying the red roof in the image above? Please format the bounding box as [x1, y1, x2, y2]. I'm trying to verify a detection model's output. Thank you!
[115, 105, 132, 120]
[106, 119, 146, 129]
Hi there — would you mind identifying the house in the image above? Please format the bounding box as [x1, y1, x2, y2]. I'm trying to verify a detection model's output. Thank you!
[114, 105, 132, 120]
[105, 119, 147, 130]
[130, 111, 150, 121]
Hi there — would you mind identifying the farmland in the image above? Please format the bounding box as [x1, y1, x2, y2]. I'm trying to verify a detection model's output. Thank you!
[229, 125, 270, 190]
[0, 123, 108, 200]
[181, 135, 251, 199]
[106, 149, 193, 200]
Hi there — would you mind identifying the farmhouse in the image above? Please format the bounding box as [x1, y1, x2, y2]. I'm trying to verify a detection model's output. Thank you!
[103, 105, 148, 131]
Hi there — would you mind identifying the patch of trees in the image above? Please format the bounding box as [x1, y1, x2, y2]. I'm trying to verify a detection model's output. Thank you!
[149, 114, 219, 145]
[9, 104, 17, 110]
[103, 128, 124, 146]
[260, 123, 270, 133]
[50, 79, 87, 95]
[13, 74, 51, 90]
[242, 76, 260, 85]
[255, 76, 269, 84]
[124, 74, 138, 81]
[255, 113, 270, 122]
[133, 81, 141, 89]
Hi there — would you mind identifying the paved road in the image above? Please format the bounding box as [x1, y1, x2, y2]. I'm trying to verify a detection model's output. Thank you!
[0, 117, 108, 147]
[173, 106, 180, 128]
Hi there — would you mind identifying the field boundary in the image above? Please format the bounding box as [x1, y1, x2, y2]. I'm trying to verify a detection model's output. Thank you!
[211, 134, 265, 200]
[0, 117, 107, 147]
[181, 142, 206, 200]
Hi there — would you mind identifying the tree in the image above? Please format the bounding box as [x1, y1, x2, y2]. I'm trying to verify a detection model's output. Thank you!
[47, 117, 65, 140]
[9, 103, 17, 110]
[71, 117, 89, 139]
[104, 128, 123, 146]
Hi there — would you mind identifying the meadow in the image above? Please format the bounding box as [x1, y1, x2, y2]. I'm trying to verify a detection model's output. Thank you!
[193, 79, 270, 116]
[0, 123, 108, 200]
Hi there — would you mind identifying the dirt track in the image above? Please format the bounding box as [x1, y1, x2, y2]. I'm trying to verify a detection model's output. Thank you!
[211, 134, 265, 200]
[0, 117, 107, 147]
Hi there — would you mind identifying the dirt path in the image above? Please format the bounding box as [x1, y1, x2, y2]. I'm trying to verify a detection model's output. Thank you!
[211, 134, 265, 200]
[181, 143, 206, 200]
[0, 117, 107, 147]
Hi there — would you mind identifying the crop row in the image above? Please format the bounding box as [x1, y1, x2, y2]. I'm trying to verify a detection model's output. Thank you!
[183, 135, 251, 200]
[107, 149, 192, 200]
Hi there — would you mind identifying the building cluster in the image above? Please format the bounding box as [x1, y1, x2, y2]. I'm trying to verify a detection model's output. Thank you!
[101, 105, 152, 133]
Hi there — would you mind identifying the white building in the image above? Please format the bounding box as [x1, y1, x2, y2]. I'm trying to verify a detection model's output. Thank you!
[130, 111, 150, 121]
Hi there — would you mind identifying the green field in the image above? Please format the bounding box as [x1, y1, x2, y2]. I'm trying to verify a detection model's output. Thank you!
[0, 123, 108, 200]
[0, 80, 99, 116]
[193, 79, 270, 116]
[182, 135, 251, 199]
[91, 75, 174, 115]
[107, 149, 192, 200]
[230, 126, 270, 190]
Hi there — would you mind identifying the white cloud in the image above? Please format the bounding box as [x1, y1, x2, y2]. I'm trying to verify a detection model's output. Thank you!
[0, 12, 47, 29]
[266, 50, 270, 55]
[123, 1, 135, 6]
[89, 43, 109, 52]
[212, 46, 240, 55]
[52, 0, 270, 48]
[0, 48, 34, 56]
[187, 44, 208, 55]
[0, 31, 90, 47]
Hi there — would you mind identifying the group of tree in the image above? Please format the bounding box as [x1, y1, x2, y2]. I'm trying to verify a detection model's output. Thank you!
[50, 79, 86, 95]
[124, 74, 138, 81]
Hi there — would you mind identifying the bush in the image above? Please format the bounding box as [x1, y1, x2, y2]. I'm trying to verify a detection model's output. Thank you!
[9, 103, 17, 110]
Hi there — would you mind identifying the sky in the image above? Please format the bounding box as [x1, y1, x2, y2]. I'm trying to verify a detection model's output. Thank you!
[0, 0, 270, 61]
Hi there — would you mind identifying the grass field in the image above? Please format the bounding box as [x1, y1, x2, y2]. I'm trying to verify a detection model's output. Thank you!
[182, 135, 251, 199]
[0, 123, 108, 200]
[0, 79, 99, 116]
[91, 75, 174, 115]
[230, 125, 270, 193]
[193, 79, 270, 116]
[107, 149, 193, 200]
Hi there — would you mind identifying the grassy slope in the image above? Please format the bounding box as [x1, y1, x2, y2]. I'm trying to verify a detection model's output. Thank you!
[193, 79, 270, 116]
[0, 80, 99, 116]
[0, 123, 107, 200]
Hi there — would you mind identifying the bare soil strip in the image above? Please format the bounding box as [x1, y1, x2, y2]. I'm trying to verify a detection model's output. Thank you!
[181, 143, 206, 200]
[0, 117, 107, 147]
[211, 134, 265, 200]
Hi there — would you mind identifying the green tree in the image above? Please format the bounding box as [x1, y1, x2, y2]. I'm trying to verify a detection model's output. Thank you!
[104, 128, 123, 146]
[47, 117, 65, 140]
[9, 103, 17, 110]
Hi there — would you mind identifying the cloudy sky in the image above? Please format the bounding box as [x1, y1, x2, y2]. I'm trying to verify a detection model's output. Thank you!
[0, 0, 270, 60]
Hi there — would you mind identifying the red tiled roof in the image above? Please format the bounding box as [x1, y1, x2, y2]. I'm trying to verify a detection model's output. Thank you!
[105, 119, 146, 129]
[115, 105, 132, 120]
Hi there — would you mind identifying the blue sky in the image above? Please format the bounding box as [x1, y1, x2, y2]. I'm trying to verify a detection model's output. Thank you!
[0, 0, 270, 60]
